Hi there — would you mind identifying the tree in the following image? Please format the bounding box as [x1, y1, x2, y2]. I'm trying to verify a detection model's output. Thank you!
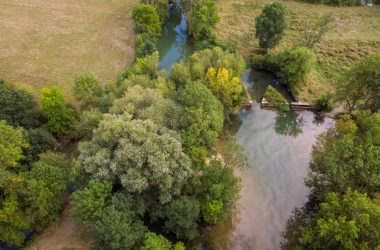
[78, 108, 103, 140]
[336, 53, 380, 113]
[78, 114, 192, 204]
[0, 171, 29, 246]
[141, 0, 169, 23]
[24, 128, 57, 164]
[205, 67, 243, 115]
[26, 162, 68, 231]
[40, 87, 76, 136]
[0, 120, 29, 170]
[133, 52, 160, 79]
[110, 85, 181, 130]
[72, 72, 102, 107]
[200, 161, 241, 224]
[132, 4, 162, 37]
[176, 82, 224, 151]
[170, 62, 192, 87]
[255, 2, 288, 49]
[0, 84, 39, 128]
[188, 0, 219, 40]
[277, 47, 315, 96]
[72, 180, 113, 225]
[306, 118, 380, 196]
[140, 232, 172, 250]
[93, 206, 146, 250]
[283, 190, 380, 249]
[164, 196, 200, 241]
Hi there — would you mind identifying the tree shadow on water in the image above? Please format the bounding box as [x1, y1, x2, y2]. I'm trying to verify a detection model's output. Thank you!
[274, 112, 304, 137]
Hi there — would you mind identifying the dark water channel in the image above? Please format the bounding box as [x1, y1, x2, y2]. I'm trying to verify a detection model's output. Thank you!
[157, 7, 334, 250]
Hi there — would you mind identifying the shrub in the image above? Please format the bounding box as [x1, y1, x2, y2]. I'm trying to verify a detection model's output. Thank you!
[132, 4, 162, 37]
[315, 94, 333, 112]
[263, 86, 290, 112]
[0, 84, 39, 128]
[135, 32, 158, 57]
[188, 0, 219, 41]
[24, 128, 57, 163]
[40, 87, 77, 136]
[72, 73, 102, 107]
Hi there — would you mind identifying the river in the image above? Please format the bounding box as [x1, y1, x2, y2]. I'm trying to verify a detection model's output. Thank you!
[157, 6, 334, 250]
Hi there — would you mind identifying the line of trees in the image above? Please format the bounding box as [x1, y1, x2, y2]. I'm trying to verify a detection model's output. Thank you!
[281, 53, 380, 249]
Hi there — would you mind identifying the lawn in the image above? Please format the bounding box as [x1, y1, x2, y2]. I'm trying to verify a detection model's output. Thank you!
[0, 0, 137, 103]
[216, 0, 380, 102]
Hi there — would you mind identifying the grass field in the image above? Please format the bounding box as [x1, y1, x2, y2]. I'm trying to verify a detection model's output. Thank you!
[0, 0, 137, 102]
[216, 0, 380, 101]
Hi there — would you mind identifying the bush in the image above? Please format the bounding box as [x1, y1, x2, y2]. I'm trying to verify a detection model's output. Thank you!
[188, 0, 219, 41]
[24, 128, 57, 163]
[135, 32, 158, 57]
[263, 86, 290, 112]
[72, 73, 102, 107]
[40, 87, 77, 136]
[132, 4, 162, 37]
[315, 94, 333, 112]
[0, 84, 39, 128]
[251, 54, 266, 70]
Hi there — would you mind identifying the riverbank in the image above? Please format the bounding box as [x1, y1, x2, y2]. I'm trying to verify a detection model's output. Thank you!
[215, 0, 380, 102]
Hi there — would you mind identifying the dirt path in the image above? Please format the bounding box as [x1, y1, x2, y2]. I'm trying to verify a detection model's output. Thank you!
[27, 202, 92, 250]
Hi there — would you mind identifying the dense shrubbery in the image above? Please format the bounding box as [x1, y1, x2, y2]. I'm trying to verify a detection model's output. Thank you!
[302, 0, 363, 6]
[263, 86, 290, 112]
[0, 84, 39, 128]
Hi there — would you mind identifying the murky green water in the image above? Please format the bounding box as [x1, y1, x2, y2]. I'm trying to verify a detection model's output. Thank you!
[158, 8, 334, 250]
[157, 5, 194, 73]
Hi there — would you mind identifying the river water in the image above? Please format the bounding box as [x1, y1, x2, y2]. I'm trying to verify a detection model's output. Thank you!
[158, 7, 334, 250]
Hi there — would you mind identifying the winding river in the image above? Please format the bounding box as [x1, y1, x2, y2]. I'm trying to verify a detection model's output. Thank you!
[158, 6, 334, 250]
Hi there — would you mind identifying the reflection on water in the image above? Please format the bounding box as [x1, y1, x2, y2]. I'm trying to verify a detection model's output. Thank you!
[201, 71, 334, 250]
[156, 5, 194, 72]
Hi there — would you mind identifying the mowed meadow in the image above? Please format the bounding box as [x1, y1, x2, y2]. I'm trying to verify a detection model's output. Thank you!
[0, 0, 137, 102]
[216, 0, 380, 101]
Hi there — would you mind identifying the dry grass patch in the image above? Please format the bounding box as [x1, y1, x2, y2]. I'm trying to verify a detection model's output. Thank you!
[216, 0, 380, 101]
[0, 0, 137, 102]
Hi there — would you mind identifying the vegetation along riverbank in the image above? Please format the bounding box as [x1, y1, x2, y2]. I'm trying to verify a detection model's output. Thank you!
[0, 0, 379, 249]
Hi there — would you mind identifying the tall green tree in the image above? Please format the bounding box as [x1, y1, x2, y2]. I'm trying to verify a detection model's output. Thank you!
[0, 84, 39, 128]
[176, 82, 224, 151]
[40, 87, 76, 136]
[336, 53, 380, 113]
[0, 120, 29, 170]
[72, 72, 102, 107]
[132, 4, 162, 37]
[78, 114, 192, 204]
[282, 190, 380, 249]
[255, 2, 288, 49]
[188, 0, 219, 40]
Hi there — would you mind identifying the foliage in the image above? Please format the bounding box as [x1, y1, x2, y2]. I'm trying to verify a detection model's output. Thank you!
[140, 232, 172, 250]
[0, 171, 29, 246]
[132, 4, 162, 37]
[0, 84, 39, 128]
[133, 52, 160, 79]
[176, 82, 224, 151]
[170, 62, 192, 88]
[276, 47, 315, 96]
[0, 120, 29, 170]
[164, 196, 200, 241]
[188, 0, 219, 41]
[205, 67, 243, 115]
[303, 0, 362, 6]
[356, 111, 380, 146]
[92, 206, 146, 250]
[72, 180, 112, 225]
[336, 53, 380, 113]
[315, 94, 333, 112]
[136, 32, 158, 57]
[78, 108, 103, 140]
[303, 12, 335, 48]
[72, 72, 102, 107]
[188, 47, 245, 79]
[40, 87, 76, 136]
[26, 162, 68, 231]
[263, 86, 289, 111]
[274, 112, 304, 137]
[255, 2, 288, 49]
[78, 114, 192, 204]
[200, 161, 241, 224]
[24, 128, 57, 163]
[110, 85, 181, 130]
[141, 0, 169, 23]
[283, 190, 380, 249]
[219, 136, 248, 169]
[306, 117, 380, 196]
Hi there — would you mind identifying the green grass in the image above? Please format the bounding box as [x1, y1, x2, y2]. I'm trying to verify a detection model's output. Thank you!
[216, 0, 380, 102]
[0, 0, 138, 103]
